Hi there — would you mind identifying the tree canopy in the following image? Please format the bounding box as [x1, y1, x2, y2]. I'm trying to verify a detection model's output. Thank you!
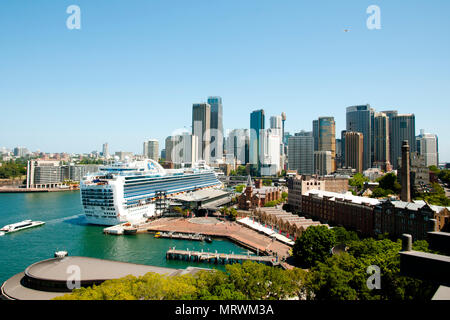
[292, 225, 336, 268]
[0, 161, 27, 179]
[54, 261, 307, 301]
[348, 173, 369, 191]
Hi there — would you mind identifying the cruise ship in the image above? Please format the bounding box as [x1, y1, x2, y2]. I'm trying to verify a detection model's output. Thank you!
[80, 158, 222, 225]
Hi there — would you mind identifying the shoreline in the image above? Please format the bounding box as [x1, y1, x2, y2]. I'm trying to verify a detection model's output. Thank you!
[0, 187, 79, 193]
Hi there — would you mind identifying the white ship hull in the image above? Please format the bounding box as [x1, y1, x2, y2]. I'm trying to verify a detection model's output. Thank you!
[1, 221, 45, 234]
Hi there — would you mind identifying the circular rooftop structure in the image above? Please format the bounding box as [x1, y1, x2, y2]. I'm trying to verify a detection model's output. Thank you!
[1, 256, 208, 300]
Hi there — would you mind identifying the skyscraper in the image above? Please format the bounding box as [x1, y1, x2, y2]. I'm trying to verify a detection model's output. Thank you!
[345, 131, 364, 173]
[250, 109, 265, 174]
[270, 115, 282, 130]
[102, 143, 110, 159]
[192, 103, 211, 163]
[143, 139, 159, 161]
[270, 115, 285, 170]
[288, 131, 314, 175]
[373, 112, 390, 170]
[340, 130, 347, 167]
[381, 110, 398, 169]
[314, 151, 332, 176]
[227, 129, 250, 165]
[346, 105, 374, 170]
[416, 129, 439, 167]
[312, 119, 319, 152]
[317, 117, 336, 172]
[207, 96, 223, 162]
[390, 113, 416, 169]
[165, 133, 198, 167]
[260, 128, 281, 176]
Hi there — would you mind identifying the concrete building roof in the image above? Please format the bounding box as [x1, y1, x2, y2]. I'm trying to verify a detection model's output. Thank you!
[432, 286, 450, 300]
[1, 256, 210, 300]
[305, 189, 380, 206]
[170, 189, 229, 202]
[25, 256, 181, 282]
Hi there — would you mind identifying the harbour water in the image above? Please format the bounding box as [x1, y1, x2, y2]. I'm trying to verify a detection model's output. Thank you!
[0, 191, 249, 284]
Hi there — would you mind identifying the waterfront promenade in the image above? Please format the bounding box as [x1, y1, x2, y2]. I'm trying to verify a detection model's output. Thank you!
[145, 217, 293, 262]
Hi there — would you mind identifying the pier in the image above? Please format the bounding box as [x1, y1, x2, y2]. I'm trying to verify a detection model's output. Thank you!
[166, 248, 279, 266]
[155, 231, 207, 241]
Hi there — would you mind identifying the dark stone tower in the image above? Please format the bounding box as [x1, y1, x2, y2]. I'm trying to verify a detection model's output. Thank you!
[401, 140, 411, 202]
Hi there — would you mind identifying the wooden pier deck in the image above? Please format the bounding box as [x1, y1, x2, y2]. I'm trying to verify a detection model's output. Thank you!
[166, 248, 279, 266]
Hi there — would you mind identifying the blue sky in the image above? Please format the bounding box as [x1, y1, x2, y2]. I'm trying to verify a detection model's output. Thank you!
[0, 1, 449, 160]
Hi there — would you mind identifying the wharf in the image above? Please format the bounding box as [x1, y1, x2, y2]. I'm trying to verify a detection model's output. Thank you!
[155, 231, 207, 241]
[166, 248, 279, 266]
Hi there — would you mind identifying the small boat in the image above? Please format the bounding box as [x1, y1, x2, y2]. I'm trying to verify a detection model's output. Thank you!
[0, 220, 45, 234]
[123, 227, 137, 235]
[0, 231, 5, 236]
[154, 232, 162, 238]
[205, 236, 212, 243]
[54, 251, 68, 258]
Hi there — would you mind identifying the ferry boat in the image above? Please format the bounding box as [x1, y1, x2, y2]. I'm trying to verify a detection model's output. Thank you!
[0, 220, 45, 234]
[80, 158, 222, 226]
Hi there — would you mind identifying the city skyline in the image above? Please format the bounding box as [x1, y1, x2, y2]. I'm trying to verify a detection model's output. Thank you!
[1, 1, 449, 160]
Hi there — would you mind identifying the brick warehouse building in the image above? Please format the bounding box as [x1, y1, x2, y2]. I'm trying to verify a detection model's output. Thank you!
[238, 176, 281, 210]
[301, 190, 450, 240]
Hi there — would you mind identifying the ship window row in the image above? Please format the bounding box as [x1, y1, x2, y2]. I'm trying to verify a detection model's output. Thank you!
[81, 190, 112, 194]
[83, 202, 114, 207]
[124, 178, 217, 193]
[123, 174, 201, 186]
[124, 182, 218, 204]
[123, 172, 210, 184]
[123, 178, 218, 198]
[123, 175, 216, 192]
[81, 195, 114, 200]
[123, 181, 217, 197]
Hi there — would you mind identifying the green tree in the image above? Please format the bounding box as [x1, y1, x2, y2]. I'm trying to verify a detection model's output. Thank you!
[236, 166, 247, 176]
[376, 173, 401, 194]
[348, 173, 369, 191]
[0, 161, 27, 179]
[262, 179, 272, 186]
[305, 237, 439, 300]
[331, 227, 359, 245]
[293, 225, 337, 268]
[228, 208, 238, 221]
